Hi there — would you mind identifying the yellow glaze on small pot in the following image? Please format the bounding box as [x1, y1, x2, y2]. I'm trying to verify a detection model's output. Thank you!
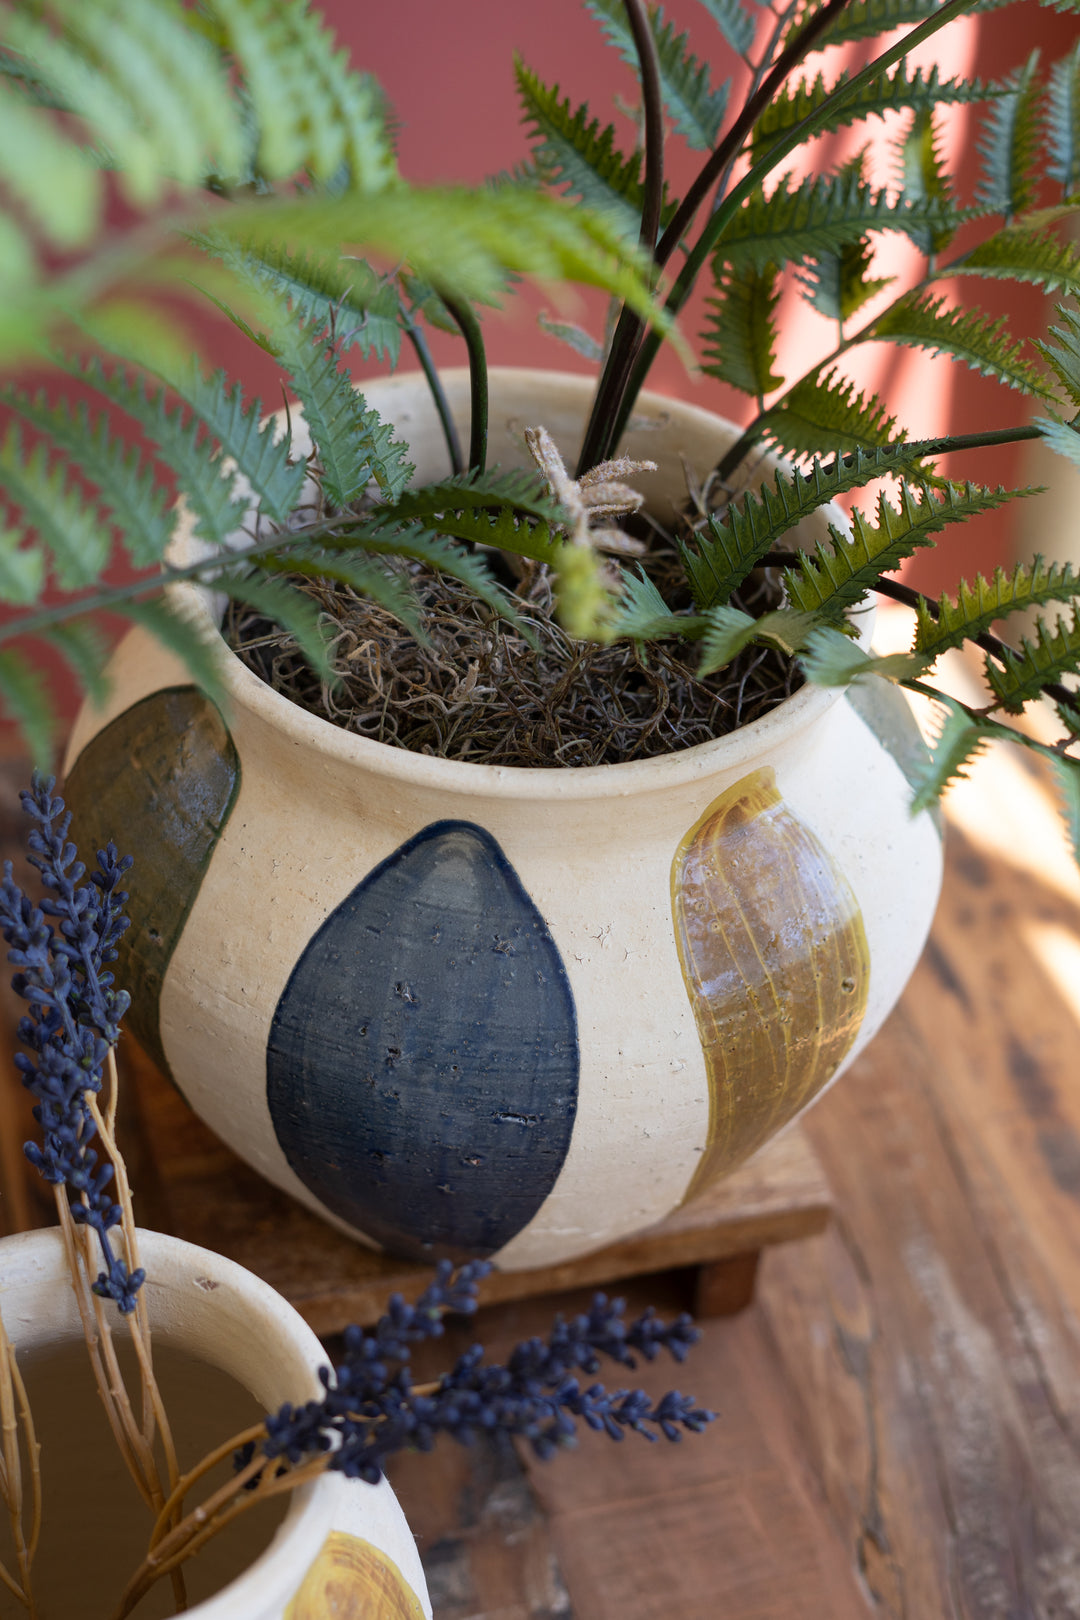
[672, 767, 869, 1199]
[286, 1531, 426, 1620]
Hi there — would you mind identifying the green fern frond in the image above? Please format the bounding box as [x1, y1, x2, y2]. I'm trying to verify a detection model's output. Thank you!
[950, 223, 1080, 298]
[398, 503, 564, 569]
[682, 441, 945, 610]
[696, 606, 819, 676]
[515, 61, 669, 241]
[0, 47, 70, 110]
[752, 65, 993, 162]
[1051, 754, 1080, 864]
[986, 611, 1080, 710]
[785, 481, 1019, 622]
[372, 470, 565, 529]
[192, 234, 403, 364]
[537, 313, 605, 362]
[1047, 42, 1080, 195]
[0, 523, 44, 606]
[115, 594, 227, 706]
[718, 172, 958, 274]
[797, 237, 893, 325]
[0, 427, 110, 589]
[0, 94, 101, 248]
[258, 549, 424, 642]
[0, 650, 54, 765]
[976, 49, 1042, 218]
[799, 624, 931, 686]
[216, 572, 332, 681]
[61, 356, 248, 547]
[0, 387, 173, 567]
[802, 0, 944, 50]
[763, 370, 899, 460]
[914, 558, 1080, 658]
[695, 0, 757, 57]
[869, 291, 1055, 396]
[584, 0, 730, 150]
[262, 302, 413, 507]
[207, 0, 396, 188]
[327, 523, 516, 624]
[895, 107, 956, 255]
[702, 262, 784, 397]
[909, 698, 994, 812]
[1035, 304, 1080, 406]
[609, 568, 693, 640]
[43, 619, 112, 710]
[6, 0, 243, 204]
[1035, 413, 1080, 470]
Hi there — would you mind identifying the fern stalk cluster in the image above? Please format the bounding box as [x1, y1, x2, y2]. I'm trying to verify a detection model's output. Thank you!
[1, 1, 1080, 847]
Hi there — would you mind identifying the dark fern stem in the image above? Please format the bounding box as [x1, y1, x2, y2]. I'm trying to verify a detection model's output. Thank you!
[249, 1262, 715, 1484]
[0, 773, 142, 1313]
[440, 291, 489, 474]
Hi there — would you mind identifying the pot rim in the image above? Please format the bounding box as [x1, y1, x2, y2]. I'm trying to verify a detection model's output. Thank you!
[173, 366, 864, 804]
[0, 1225, 344, 1620]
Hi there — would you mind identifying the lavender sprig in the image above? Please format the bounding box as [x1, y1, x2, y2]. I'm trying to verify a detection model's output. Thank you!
[256, 1263, 715, 1483]
[0, 773, 141, 1313]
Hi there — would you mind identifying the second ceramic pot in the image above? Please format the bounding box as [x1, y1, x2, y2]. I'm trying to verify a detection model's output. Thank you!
[62, 369, 943, 1269]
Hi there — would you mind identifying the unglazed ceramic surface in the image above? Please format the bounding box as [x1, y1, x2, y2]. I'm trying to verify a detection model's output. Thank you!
[0, 1229, 430, 1620]
[63, 370, 944, 1270]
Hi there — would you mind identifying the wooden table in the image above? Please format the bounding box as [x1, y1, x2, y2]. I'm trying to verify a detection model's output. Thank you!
[1, 740, 1078, 1620]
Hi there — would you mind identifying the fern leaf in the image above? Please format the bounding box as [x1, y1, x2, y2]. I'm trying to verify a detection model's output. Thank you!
[0, 387, 173, 568]
[208, 0, 396, 189]
[262, 302, 413, 507]
[1035, 412, 1080, 470]
[682, 441, 945, 610]
[43, 619, 112, 710]
[537, 313, 605, 362]
[115, 594, 227, 704]
[0, 93, 101, 249]
[718, 172, 958, 274]
[1047, 41, 1080, 195]
[976, 50, 1042, 218]
[259, 550, 424, 642]
[610, 568, 692, 640]
[191, 234, 403, 364]
[803, 0, 944, 50]
[585, 0, 729, 150]
[869, 291, 1055, 397]
[0, 524, 45, 606]
[752, 65, 993, 162]
[896, 107, 956, 255]
[763, 370, 899, 461]
[696, 606, 819, 676]
[952, 223, 1080, 298]
[0, 427, 110, 589]
[217, 572, 332, 681]
[0, 47, 70, 110]
[144, 362, 307, 527]
[785, 482, 1019, 623]
[7, 0, 243, 203]
[909, 698, 994, 812]
[702, 262, 784, 397]
[914, 558, 1080, 658]
[332, 523, 517, 625]
[0, 650, 55, 765]
[797, 237, 893, 325]
[1050, 754, 1080, 865]
[985, 611, 1080, 710]
[695, 0, 757, 56]
[61, 357, 248, 547]
[369, 471, 567, 532]
[401, 504, 564, 569]
[800, 624, 931, 687]
[515, 61, 662, 241]
[1034, 304, 1080, 406]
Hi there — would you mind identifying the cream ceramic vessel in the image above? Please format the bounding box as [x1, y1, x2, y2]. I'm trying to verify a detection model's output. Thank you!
[63, 370, 943, 1269]
[0, 1227, 429, 1619]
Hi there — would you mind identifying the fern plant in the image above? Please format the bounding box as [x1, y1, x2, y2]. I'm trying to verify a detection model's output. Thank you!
[3, 0, 1080, 854]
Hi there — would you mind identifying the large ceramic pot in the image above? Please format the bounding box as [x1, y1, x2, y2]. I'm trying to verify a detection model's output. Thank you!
[63, 370, 943, 1270]
[0, 1226, 429, 1619]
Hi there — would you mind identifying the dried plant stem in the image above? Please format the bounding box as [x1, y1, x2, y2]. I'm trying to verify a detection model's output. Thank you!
[0, 1310, 39, 1616]
[115, 1451, 328, 1620]
[148, 1421, 267, 1551]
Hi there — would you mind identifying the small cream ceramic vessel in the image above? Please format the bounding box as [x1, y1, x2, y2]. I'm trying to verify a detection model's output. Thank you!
[64, 370, 944, 1270]
[0, 1227, 430, 1619]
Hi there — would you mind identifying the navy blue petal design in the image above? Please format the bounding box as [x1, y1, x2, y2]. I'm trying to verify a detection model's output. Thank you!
[267, 821, 579, 1260]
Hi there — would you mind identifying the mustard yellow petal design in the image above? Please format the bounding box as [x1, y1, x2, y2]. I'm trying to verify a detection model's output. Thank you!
[285, 1531, 426, 1620]
[672, 767, 869, 1202]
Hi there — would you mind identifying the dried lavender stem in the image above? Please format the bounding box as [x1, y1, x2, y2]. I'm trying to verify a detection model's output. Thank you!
[8, 1344, 40, 1563]
[117, 1454, 328, 1620]
[0, 1315, 37, 1617]
[149, 1421, 267, 1551]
